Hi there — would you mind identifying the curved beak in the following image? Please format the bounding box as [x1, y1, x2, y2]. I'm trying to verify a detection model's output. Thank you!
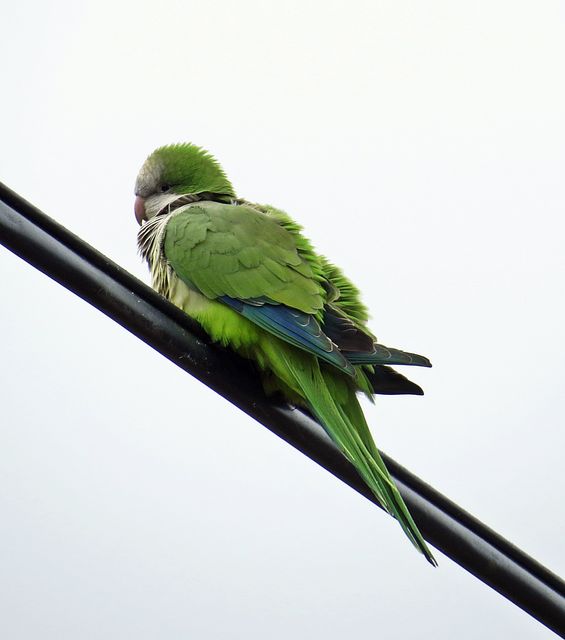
[134, 195, 146, 225]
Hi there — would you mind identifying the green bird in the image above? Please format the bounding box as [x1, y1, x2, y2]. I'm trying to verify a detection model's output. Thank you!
[134, 143, 436, 565]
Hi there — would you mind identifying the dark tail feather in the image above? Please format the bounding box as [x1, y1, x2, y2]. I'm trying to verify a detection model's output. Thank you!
[367, 366, 424, 396]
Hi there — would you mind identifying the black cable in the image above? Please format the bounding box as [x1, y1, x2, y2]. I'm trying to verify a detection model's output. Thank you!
[1, 182, 564, 637]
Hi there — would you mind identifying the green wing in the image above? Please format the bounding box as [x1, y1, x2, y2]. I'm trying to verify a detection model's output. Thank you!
[164, 201, 324, 314]
[164, 202, 355, 374]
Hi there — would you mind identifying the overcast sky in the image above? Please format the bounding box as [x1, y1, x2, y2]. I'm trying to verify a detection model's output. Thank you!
[1, 1, 564, 638]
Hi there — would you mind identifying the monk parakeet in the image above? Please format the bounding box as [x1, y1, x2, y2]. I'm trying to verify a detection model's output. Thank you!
[134, 143, 435, 565]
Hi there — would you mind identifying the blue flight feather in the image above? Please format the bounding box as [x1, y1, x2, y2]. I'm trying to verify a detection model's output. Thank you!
[220, 296, 355, 376]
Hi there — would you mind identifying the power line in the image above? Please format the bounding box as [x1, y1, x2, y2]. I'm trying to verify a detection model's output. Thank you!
[1, 182, 564, 637]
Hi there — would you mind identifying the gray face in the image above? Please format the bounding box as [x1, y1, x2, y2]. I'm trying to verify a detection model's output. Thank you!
[135, 157, 164, 198]
[134, 157, 188, 224]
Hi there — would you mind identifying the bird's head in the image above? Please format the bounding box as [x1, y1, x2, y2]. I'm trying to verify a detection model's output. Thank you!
[134, 143, 236, 224]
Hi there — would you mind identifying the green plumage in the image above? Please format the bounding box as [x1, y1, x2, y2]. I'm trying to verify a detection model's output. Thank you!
[135, 143, 436, 565]
[165, 203, 325, 314]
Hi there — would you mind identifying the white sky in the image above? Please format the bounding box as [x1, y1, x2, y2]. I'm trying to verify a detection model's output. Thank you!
[1, 1, 564, 638]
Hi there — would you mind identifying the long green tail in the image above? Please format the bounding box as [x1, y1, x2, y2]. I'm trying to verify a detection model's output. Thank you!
[279, 351, 437, 565]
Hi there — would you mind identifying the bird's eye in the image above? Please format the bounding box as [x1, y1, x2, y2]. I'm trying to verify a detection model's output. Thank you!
[160, 184, 170, 193]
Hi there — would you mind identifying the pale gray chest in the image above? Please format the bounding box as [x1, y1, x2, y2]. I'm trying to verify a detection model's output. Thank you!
[137, 213, 173, 297]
